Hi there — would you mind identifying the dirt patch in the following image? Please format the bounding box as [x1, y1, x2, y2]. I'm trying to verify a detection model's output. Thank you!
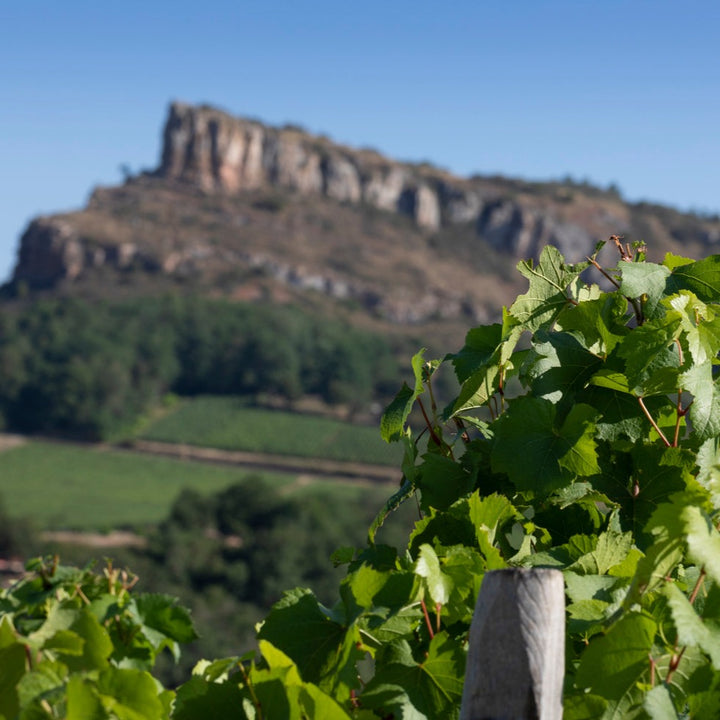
[129, 439, 398, 483]
[41, 530, 148, 548]
[0, 434, 27, 453]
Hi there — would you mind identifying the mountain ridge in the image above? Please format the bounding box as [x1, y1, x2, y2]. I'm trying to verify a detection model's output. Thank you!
[9, 101, 720, 334]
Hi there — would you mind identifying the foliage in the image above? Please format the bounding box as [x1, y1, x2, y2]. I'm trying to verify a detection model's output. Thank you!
[166, 240, 720, 718]
[0, 556, 196, 719]
[0, 297, 400, 440]
[5, 240, 720, 718]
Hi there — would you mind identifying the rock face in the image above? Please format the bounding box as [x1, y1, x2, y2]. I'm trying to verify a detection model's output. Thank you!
[158, 102, 447, 230]
[10, 101, 720, 325]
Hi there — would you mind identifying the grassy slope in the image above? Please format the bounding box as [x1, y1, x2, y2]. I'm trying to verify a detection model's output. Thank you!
[0, 400, 404, 531]
[138, 397, 402, 466]
[0, 441, 295, 529]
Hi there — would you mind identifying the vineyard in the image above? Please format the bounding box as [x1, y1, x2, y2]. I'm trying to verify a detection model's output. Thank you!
[3, 239, 720, 718]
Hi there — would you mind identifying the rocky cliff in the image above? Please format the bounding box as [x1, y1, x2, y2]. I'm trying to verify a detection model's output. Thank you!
[10, 102, 720, 329]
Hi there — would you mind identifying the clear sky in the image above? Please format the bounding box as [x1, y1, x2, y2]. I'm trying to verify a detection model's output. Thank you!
[1, 1, 719, 282]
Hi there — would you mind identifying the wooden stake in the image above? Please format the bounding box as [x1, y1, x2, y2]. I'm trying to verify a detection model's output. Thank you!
[460, 568, 565, 720]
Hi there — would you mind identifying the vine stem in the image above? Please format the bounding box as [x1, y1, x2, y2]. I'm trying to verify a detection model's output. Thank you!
[638, 397, 671, 447]
[587, 256, 621, 289]
[238, 662, 263, 719]
[673, 389, 684, 447]
[417, 397, 443, 450]
[688, 568, 707, 605]
[420, 598, 435, 639]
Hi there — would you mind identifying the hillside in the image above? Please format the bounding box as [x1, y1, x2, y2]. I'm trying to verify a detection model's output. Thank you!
[7, 101, 720, 346]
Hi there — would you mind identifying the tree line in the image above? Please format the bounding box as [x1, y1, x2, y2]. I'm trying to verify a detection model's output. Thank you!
[0, 296, 401, 439]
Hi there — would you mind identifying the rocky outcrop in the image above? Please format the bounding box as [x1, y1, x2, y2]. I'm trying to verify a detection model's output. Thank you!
[14, 218, 157, 287]
[158, 103, 455, 232]
[155, 103, 611, 261]
[10, 101, 720, 323]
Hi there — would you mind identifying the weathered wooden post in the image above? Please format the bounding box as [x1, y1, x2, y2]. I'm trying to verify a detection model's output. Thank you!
[460, 568, 565, 720]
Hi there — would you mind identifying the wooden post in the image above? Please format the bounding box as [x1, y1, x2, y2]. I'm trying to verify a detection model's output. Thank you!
[460, 568, 565, 720]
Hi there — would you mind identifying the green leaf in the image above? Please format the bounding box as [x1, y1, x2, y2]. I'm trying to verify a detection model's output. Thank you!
[133, 593, 198, 645]
[491, 398, 599, 493]
[663, 252, 695, 271]
[696, 437, 720, 509]
[0, 642, 26, 720]
[368, 477, 416, 544]
[663, 583, 720, 669]
[617, 314, 683, 396]
[510, 245, 588, 331]
[361, 632, 465, 719]
[171, 676, 245, 720]
[565, 573, 619, 604]
[575, 612, 656, 699]
[667, 291, 720, 365]
[681, 361, 720, 441]
[666, 254, 720, 303]
[448, 325, 502, 383]
[643, 684, 680, 719]
[447, 323, 522, 416]
[682, 505, 720, 586]
[588, 369, 631, 394]
[380, 350, 427, 442]
[416, 453, 474, 512]
[563, 693, 608, 719]
[556, 293, 629, 358]
[525, 330, 603, 404]
[466, 493, 514, 546]
[297, 682, 352, 719]
[96, 667, 166, 720]
[66, 676, 107, 720]
[620, 261, 671, 318]
[415, 545, 453, 606]
[257, 588, 362, 697]
[592, 531, 634, 575]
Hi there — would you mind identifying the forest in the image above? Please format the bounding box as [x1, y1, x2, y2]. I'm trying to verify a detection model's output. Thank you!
[0, 296, 402, 439]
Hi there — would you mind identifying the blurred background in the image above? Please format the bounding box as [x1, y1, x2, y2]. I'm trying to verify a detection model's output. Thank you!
[1, 0, 718, 682]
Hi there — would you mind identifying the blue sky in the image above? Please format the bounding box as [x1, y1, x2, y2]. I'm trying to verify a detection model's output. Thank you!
[1, 1, 719, 282]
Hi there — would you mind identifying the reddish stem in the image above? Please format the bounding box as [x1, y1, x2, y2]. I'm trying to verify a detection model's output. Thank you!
[417, 397, 443, 449]
[420, 598, 435, 639]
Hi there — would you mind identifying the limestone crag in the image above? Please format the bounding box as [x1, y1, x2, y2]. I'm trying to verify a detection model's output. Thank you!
[160, 102, 450, 232]
[157, 102, 604, 261]
[10, 101, 720, 324]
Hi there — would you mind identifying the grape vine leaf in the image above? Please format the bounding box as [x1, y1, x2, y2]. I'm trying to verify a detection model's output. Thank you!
[680, 362, 720, 441]
[619, 261, 671, 319]
[663, 583, 720, 669]
[171, 676, 245, 720]
[361, 632, 465, 719]
[491, 398, 599, 492]
[510, 246, 588, 331]
[257, 588, 362, 699]
[666, 254, 720, 303]
[575, 612, 657, 699]
[381, 349, 427, 442]
[643, 684, 680, 719]
[525, 330, 603, 403]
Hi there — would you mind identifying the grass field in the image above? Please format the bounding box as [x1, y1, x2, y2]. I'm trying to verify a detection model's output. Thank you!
[0, 439, 400, 532]
[139, 397, 402, 465]
[0, 440, 298, 530]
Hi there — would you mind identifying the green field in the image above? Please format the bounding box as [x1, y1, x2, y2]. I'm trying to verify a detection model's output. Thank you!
[0, 439, 399, 532]
[139, 397, 402, 465]
[0, 440, 298, 530]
